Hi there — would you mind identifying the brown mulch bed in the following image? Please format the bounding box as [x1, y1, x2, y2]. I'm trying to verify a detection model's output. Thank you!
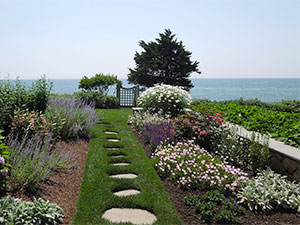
[7, 139, 89, 225]
[132, 127, 300, 225]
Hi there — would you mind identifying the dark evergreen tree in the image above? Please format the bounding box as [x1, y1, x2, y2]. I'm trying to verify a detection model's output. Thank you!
[127, 29, 200, 90]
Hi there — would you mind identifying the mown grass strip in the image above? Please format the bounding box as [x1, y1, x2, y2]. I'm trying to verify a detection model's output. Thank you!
[72, 109, 182, 225]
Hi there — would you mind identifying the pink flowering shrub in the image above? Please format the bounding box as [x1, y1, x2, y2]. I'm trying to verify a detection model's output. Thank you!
[152, 140, 247, 194]
[173, 111, 225, 150]
[10, 108, 54, 141]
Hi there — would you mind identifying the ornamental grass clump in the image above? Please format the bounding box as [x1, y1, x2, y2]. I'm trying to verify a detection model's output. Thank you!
[45, 97, 99, 139]
[152, 140, 247, 193]
[237, 168, 300, 213]
[137, 84, 192, 117]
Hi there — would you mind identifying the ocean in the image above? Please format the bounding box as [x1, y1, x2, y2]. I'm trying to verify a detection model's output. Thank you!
[16, 78, 300, 102]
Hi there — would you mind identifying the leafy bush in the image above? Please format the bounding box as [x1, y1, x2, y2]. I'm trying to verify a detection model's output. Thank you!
[128, 111, 170, 132]
[237, 169, 300, 212]
[76, 91, 119, 109]
[209, 125, 270, 174]
[0, 76, 52, 134]
[0, 196, 64, 225]
[173, 111, 224, 150]
[79, 73, 121, 94]
[10, 108, 55, 142]
[142, 122, 175, 149]
[0, 131, 10, 192]
[152, 140, 248, 193]
[192, 102, 300, 148]
[45, 97, 99, 139]
[6, 134, 65, 192]
[185, 190, 245, 224]
[137, 84, 192, 117]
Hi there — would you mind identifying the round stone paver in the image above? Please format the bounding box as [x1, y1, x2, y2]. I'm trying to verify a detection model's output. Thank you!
[107, 139, 120, 142]
[105, 131, 118, 135]
[111, 163, 130, 166]
[106, 147, 121, 150]
[109, 174, 137, 179]
[102, 208, 157, 225]
[113, 189, 140, 197]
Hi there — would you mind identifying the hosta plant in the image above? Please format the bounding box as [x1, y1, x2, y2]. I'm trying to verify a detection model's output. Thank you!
[237, 168, 300, 213]
[152, 140, 248, 193]
[137, 84, 192, 117]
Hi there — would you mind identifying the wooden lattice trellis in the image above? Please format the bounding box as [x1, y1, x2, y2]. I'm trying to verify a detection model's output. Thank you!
[117, 85, 140, 107]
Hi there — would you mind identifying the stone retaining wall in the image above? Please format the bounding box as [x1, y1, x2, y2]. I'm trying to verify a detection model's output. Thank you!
[270, 150, 300, 182]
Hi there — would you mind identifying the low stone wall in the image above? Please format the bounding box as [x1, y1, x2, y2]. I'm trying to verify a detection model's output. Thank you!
[270, 148, 300, 182]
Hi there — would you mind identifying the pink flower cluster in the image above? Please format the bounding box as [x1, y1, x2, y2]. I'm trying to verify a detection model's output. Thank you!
[152, 140, 247, 193]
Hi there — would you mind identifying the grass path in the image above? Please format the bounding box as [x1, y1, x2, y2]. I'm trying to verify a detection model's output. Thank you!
[72, 109, 182, 225]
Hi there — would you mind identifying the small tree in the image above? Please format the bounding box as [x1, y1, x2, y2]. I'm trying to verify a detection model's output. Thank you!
[79, 73, 121, 95]
[128, 29, 200, 90]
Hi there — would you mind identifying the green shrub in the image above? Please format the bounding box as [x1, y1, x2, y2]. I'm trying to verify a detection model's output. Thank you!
[237, 168, 300, 212]
[10, 108, 56, 142]
[137, 84, 192, 117]
[0, 76, 52, 134]
[76, 91, 119, 109]
[0, 196, 64, 225]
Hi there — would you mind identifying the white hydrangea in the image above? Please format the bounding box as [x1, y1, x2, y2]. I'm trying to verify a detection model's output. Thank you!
[137, 84, 192, 117]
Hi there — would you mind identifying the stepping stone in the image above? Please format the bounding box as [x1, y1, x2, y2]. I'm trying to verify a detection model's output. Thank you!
[102, 208, 157, 225]
[107, 139, 120, 142]
[106, 147, 120, 150]
[110, 155, 124, 158]
[113, 189, 140, 197]
[105, 131, 118, 135]
[109, 174, 137, 179]
[111, 163, 130, 166]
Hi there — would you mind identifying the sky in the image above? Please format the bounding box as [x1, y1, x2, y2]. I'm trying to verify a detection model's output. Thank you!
[0, 0, 299, 79]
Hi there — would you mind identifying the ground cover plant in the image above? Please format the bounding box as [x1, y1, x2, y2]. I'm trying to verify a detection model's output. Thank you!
[72, 109, 182, 224]
[192, 98, 300, 113]
[0, 196, 64, 225]
[185, 190, 245, 224]
[191, 101, 300, 148]
[153, 140, 248, 193]
[238, 169, 300, 213]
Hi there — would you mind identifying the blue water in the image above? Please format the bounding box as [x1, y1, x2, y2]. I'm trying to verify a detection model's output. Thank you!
[16, 78, 300, 102]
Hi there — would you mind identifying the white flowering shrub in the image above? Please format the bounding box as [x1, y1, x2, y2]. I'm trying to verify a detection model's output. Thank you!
[152, 140, 248, 194]
[128, 111, 170, 133]
[237, 168, 300, 212]
[137, 84, 192, 117]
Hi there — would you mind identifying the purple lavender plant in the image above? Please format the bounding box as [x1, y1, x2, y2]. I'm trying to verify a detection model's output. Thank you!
[46, 97, 99, 139]
[142, 122, 175, 150]
[5, 132, 67, 192]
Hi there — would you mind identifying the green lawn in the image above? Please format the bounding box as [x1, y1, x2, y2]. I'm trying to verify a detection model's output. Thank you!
[72, 109, 182, 225]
